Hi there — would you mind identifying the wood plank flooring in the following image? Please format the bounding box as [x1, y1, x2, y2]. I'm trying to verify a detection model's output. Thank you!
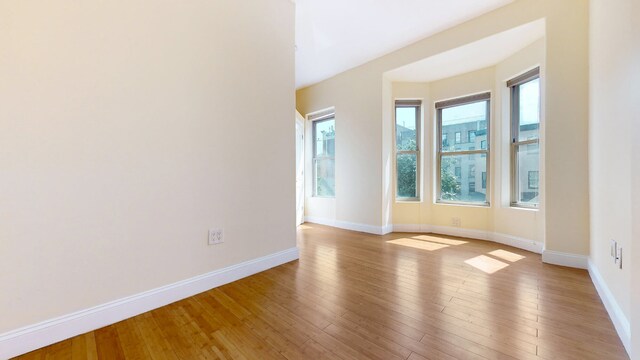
[14, 224, 629, 359]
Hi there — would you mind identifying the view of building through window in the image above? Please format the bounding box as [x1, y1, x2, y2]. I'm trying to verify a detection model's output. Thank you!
[313, 117, 335, 197]
[511, 73, 540, 206]
[395, 102, 420, 199]
[438, 97, 489, 204]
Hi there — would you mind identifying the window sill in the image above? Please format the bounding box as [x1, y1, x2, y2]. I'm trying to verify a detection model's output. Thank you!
[509, 204, 539, 211]
[395, 199, 421, 204]
[435, 201, 490, 208]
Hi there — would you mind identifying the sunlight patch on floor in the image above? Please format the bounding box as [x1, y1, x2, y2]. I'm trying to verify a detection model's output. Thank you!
[465, 255, 509, 274]
[387, 238, 449, 251]
[412, 235, 468, 246]
[489, 249, 525, 262]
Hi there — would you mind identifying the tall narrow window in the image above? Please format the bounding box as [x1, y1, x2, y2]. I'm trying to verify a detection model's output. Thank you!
[509, 68, 540, 207]
[311, 111, 335, 197]
[395, 100, 421, 200]
[436, 93, 490, 205]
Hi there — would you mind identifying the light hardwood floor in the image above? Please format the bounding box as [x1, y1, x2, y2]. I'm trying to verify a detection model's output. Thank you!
[14, 224, 629, 359]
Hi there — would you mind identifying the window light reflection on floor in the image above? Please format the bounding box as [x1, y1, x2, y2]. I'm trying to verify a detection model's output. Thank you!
[412, 235, 468, 246]
[488, 249, 526, 262]
[386, 238, 449, 251]
[465, 255, 509, 274]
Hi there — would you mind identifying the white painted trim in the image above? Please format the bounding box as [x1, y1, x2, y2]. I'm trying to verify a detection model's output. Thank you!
[392, 223, 543, 254]
[391, 223, 423, 233]
[304, 216, 389, 235]
[588, 259, 631, 356]
[0, 247, 300, 359]
[492, 232, 542, 254]
[429, 225, 491, 242]
[304, 216, 335, 227]
[541, 249, 588, 269]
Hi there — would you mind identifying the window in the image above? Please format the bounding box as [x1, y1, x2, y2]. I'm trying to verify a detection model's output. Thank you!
[509, 68, 540, 207]
[442, 134, 448, 147]
[311, 112, 335, 197]
[468, 130, 477, 143]
[436, 93, 490, 205]
[395, 100, 421, 200]
[528, 171, 539, 189]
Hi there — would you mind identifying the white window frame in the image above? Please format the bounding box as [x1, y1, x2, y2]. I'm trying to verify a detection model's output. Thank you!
[394, 100, 421, 201]
[310, 110, 335, 198]
[435, 92, 491, 206]
[509, 67, 540, 208]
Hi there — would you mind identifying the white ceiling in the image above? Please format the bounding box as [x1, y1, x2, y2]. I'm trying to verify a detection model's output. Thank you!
[295, 0, 514, 89]
[385, 19, 545, 83]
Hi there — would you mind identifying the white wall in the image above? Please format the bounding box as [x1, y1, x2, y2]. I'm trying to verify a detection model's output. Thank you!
[589, 0, 639, 356]
[0, 0, 295, 335]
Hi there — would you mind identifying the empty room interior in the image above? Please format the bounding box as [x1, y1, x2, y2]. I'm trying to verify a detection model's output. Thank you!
[1, 0, 639, 359]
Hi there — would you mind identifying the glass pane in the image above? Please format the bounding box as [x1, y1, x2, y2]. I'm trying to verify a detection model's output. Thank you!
[396, 107, 417, 151]
[396, 153, 417, 198]
[315, 158, 335, 197]
[441, 101, 488, 152]
[518, 78, 540, 141]
[516, 142, 539, 205]
[314, 119, 335, 157]
[440, 153, 487, 203]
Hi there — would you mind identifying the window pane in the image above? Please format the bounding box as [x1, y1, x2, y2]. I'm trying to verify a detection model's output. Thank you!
[315, 158, 335, 197]
[442, 101, 488, 152]
[516, 142, 539, 204]
[396, 107, 417, 151]
[314, 119, 335, 157]
[396, 153, 417, 198]
[440, 153, 487, 203]
[518, 78, 540, 141]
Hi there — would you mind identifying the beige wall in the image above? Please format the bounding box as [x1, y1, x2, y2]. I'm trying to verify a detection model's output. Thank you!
[630, 4, 640, 358]
[0, 0, 295, 333]
[589, 0, 639, 356]
[297, 0, 589, 257]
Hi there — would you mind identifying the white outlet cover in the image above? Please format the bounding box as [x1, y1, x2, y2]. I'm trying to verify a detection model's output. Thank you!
[208, 228, 223, 245]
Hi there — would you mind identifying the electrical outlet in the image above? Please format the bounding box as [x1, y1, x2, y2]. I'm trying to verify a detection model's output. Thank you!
[208, 228, 224, 245]
[617, 247, 623, 269]
[451, 217, 461, 227]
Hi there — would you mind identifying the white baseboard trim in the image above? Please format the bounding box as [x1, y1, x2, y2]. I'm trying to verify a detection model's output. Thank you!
[492, 232, 542, 254]
[392, 224, 543, 254]
[541, 250, 588, 269]
[304, 215, 335, 228]
[588, 259, 631, 356]
[305, 216, 389, 235]
[0, 247, 299, 359]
